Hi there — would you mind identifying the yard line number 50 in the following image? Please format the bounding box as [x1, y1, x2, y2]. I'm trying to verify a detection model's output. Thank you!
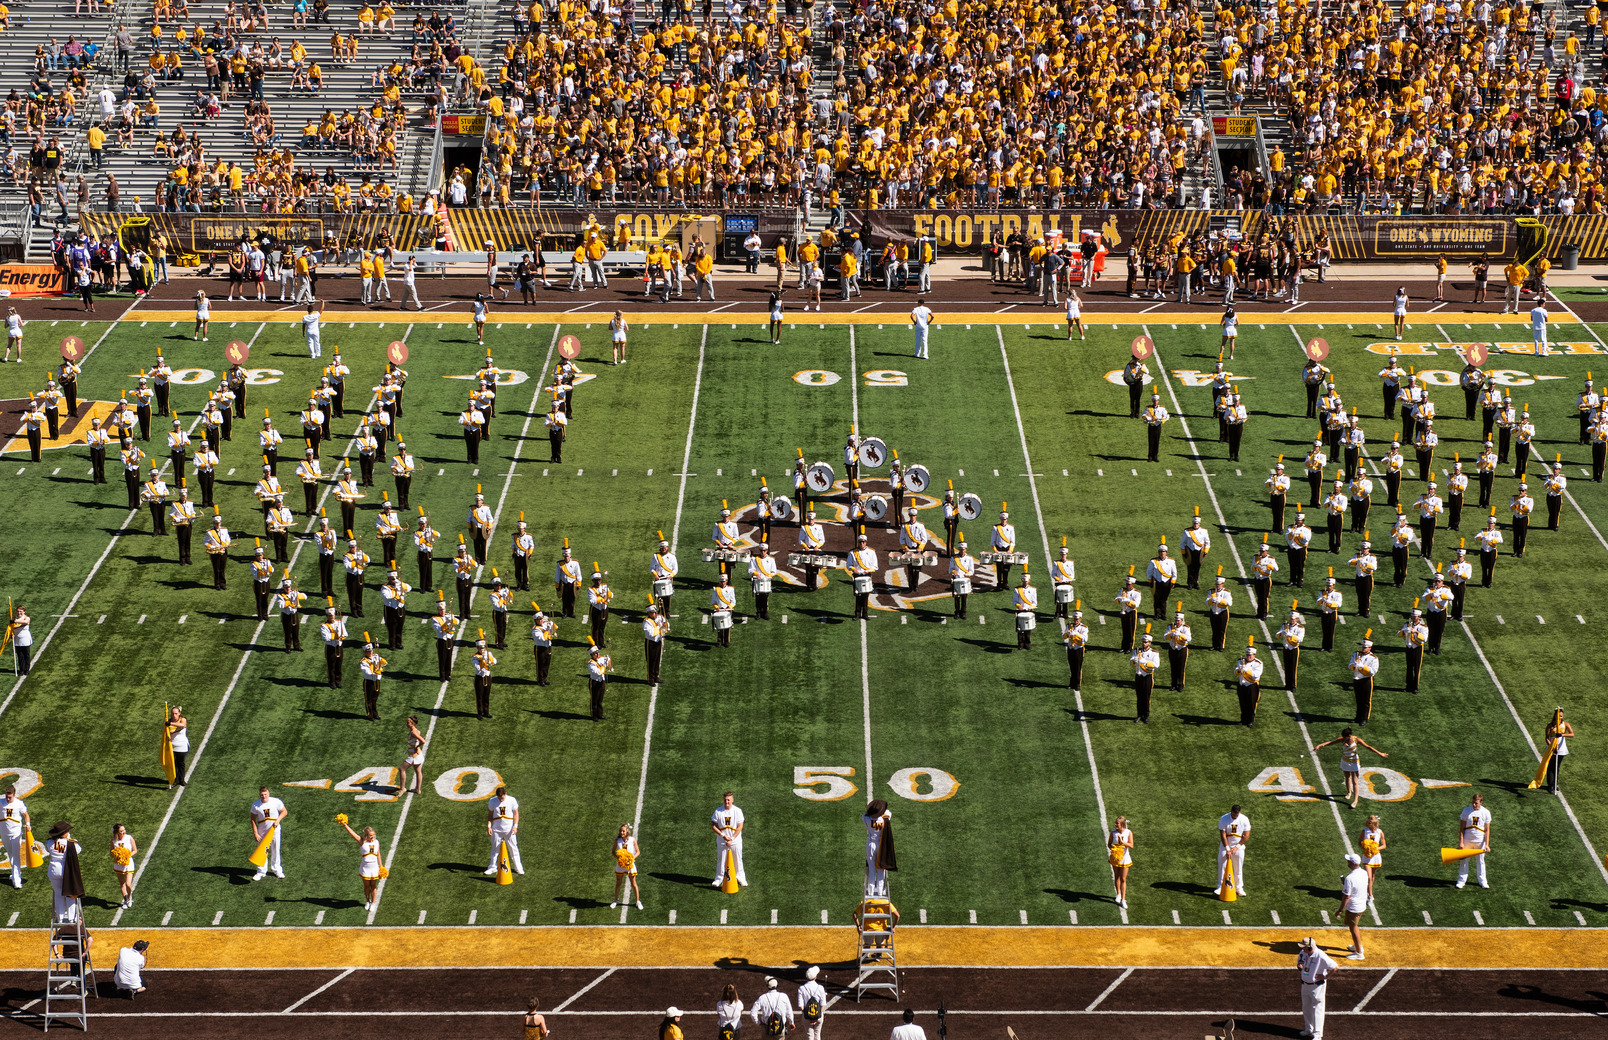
[793, 766, 960, 802]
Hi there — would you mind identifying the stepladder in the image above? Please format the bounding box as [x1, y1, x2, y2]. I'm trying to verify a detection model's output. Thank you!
[44, 903, 97, 1031]
[853, 894, 900, 1002]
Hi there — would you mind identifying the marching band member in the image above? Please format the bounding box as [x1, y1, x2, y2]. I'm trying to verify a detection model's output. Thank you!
[335, 466, 364, 536]
[414, 515, 440, 592]
[1207, 575, 1233, 651]
[1165, 610, 1191, 691]
[488, 574, 512, 648]
[1251, 542, 1279, 619]
[360, 643, 387, 719]
[1266, 462, 1290, 532]
[275, 578, 307, 653]
[949, 540, 976, 619]
[643, 604, 669, 684]
[1514, 408, 1537, 480]
[1181, 516, 1210, 589]
[713, 508, 739, 551]
[1147, 543, 1177, 617]
[1475, 515, 1504, 586]
[1447, 460, 1468, 530]
[1131, 632, 1159, 722]
[588, 571, 613, 646]
[170, 486, 197, 564]
[301, 398, 325, 459]
[1415, 420, 1439, 483]
[530, 607, 556, 686]
[390, 443, 415, 510]
[1064, 608, 1089, 692]
[344, 540, 370, 618]
[1143, 392, 1169, 462]
[1347, 636, 1380, 725]
[57, 355, 80, 417]
[120, 438, 145, 510]
[321, 607, 347, 689]
[1276, 610, 1305, 691]
[710, 572, 736, 648]
[991, 511, 1017, 589]
[798, 511, 827, 591]
[453, 543, 478, 621]
[375, 500, 402, 565]
[511, 521, 536, 591]
[166, 419, 189, 484]
[1303, 440, 1327, 508]
[1398, 608, 1428, 693]
[847, 534, 878, 620]
[380, 569, 412, 650]
[898, 508, 931, 591]
[650, 538, 678, 615]
[1379, 354, 1405, 419]
[941, 489, 959, 556]
[1389, 512, 1414, 586]
[471, 639, 497, 718]
[1234, 645, 1264, 726]
[1317, 577, 1342, 651]
[355, 422, 379, 487]
[87, 418, 110, 484]
[888, 457, 905, 522]
[1348, 539, 1377, 616]
[546, 404, 567, 463]
[748, 544, 776, 620]
[1422, 572, 1453, 655]
[254, 464, 283, 525]
[587, 644, 611, 721]
[141, 463, 170, 536]
[1051, 545, 1077, 616]
[1115, 575, 1142, 652]
[132, 376, 154, 441]
[250, 547, 275, 620]
[757, 487, 776, 546]
[204, 515, 231, 590]
[1122, 355, 1149, 418]
[432, 599, 460, 681]
[1012, 570, 1038, 650]
[1510, 483, 1534, 558]
[295, 448, 322, 520]
[793, 458, 810, 523]
[1413, 482, 1444, 559]
[1448, 548, 1472, 621]
[844, 431, 861, 484]
[1381, 441, 1404, 507]
[1544, 462, 1567, 531]
[458, 397, 484, 464]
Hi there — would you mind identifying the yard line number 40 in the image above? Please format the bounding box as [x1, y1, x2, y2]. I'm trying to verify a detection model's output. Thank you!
[794, 766, 960, 802]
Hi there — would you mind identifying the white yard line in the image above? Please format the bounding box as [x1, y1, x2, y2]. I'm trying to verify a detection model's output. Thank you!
[995, 325, 1113, 864]
[632, 324, 706, 840]
[370, 326, 557, 921]
[1151, 327, 1354, 857]
[0, 320, 265, 721]
[280, 968, 355, 1013]
[850, 325, 873, 790]
[1083, 966, 1134, 1011]
[1353, 967, 1397, 1012]
[551, 967, 618, 1012]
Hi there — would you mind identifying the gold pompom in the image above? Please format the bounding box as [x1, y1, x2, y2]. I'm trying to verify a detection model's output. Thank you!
[335, 813, 349, 826]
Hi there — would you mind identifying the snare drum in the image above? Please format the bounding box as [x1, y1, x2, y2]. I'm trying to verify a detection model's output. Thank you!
[1054, 583, 1075, 604]
[951, 577, 972, 596]
[712, 610, 733, 630]
[751, 575, 772, 594]
[852, 575, 874, 595]
[653, 578, 674, 598]
[1016, 612, 1037, 632]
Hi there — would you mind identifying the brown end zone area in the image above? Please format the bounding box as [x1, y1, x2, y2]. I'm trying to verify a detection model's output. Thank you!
[3, 965, 1605, 1038]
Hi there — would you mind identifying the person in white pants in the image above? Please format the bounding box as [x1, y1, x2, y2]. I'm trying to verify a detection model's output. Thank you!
[0, 787, 28, 889]
[911, 299, 933, 360]
[749, 977, 794, 1034]
[485, 786, 525, 874]
[711, 791, 746, 886]
[797, 965, 828, 1040]
[1296, 936, 1338, 1038]
[1531, 301, 1550, 357]
[1456, 793, 1491, 888]
[249, 787, 287, 880]
[1214, 805, 1250, 895]
[402, 257, 422, 310]
[278, 253, 296, 301]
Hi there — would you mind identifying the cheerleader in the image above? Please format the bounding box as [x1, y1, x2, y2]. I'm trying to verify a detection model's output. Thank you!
[1359, 814, 1385, 909]
[768, 290, 784, 345]
[1065, 289, 1085, 341]
[1108, 815, 1134, 909]
[400, 716, 425, 794]
[1220, 306, 1238, 360]
[609, 309, 628, 365]
[1314, 727, 1389, 808]
[611, 823, 642, 910]
[338, 816, 385, 911]
[110, 823, 138, 909]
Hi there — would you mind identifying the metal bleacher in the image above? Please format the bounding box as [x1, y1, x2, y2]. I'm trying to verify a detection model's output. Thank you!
[5, 0, 506, 258]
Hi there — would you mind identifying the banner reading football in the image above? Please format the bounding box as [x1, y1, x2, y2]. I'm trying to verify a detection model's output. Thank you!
[0, 265, 67, 297]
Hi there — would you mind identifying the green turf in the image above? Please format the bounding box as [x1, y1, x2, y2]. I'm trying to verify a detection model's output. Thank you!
[0, 310, 1605, 935]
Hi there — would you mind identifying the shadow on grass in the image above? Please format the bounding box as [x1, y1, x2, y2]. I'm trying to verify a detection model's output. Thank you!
[1150, 880, 1218, 901]
[191, 864, 258, 886]
[1044, 888, 1116, 905]
[647, 871, 714, 890]
[110, 774, 169, 789]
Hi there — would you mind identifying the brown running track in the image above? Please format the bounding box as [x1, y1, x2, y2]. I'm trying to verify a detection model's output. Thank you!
[3, 965, 1606, 1038]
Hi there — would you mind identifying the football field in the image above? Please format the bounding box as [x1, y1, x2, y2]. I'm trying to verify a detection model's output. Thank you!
[2, 303, 1607, 942]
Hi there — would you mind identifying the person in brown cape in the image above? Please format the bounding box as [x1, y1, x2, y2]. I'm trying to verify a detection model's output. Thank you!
[864, 799, 898, 896]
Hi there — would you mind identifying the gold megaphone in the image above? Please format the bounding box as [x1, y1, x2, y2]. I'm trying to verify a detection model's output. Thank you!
[22, 830, 43, 869]
[721, 848, 740, 894]
[1440, 846, 1485, 864]
[249, 825, 277, 868]
[495, 840, 513, 886]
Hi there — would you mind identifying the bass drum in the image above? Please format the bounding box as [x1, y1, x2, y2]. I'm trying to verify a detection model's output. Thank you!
[864, 495, 888, 521]
[957, 492, 983, 521]
[858, 436, 888, 469]
[903, 464, 930, 493]
[806, 462, 836, 493]
[770, 495, 794, 521]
